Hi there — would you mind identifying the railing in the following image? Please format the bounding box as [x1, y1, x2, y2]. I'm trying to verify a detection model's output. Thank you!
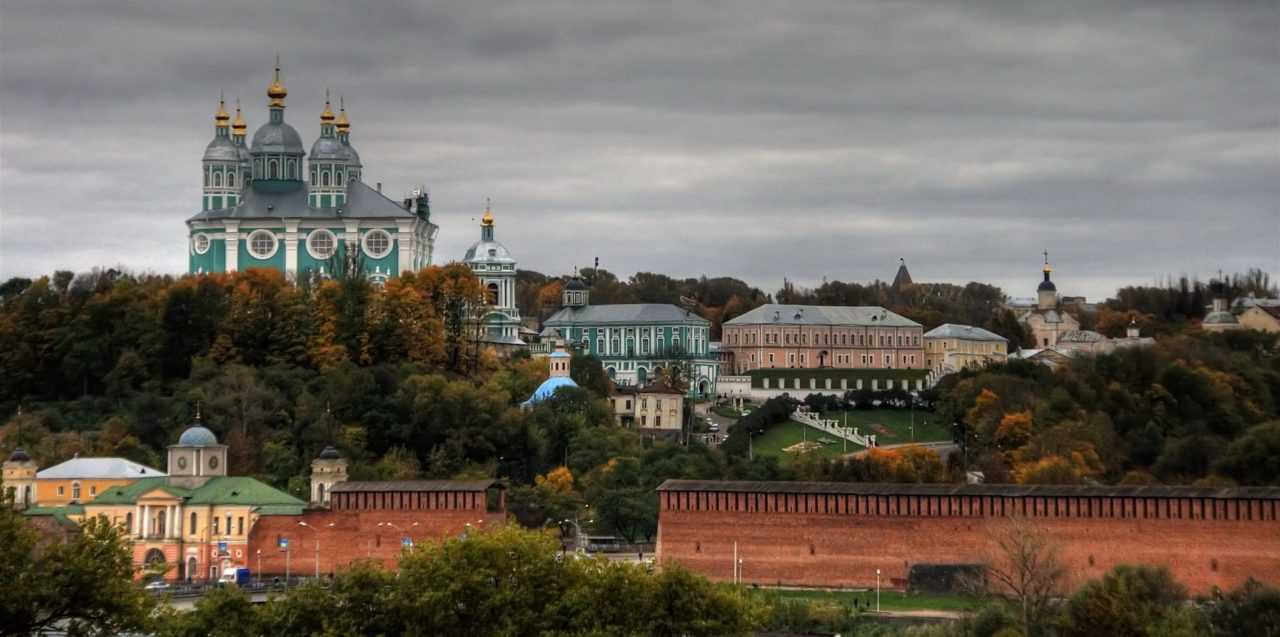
[792, 407, 876, 448]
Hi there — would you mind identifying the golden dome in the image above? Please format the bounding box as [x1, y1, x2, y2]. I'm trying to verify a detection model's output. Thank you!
[320, 91, 335, 122]
[335, 96, 350, 131]
[267, 57, 287, 106]
[214, 96, 230, 126]
[232, 99, 247, 134]
[481, 205, 494, 226]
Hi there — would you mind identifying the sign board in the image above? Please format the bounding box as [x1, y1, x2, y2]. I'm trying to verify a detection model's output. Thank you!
[217, 541, 228, 556]
[278, 538, 289, 550]
[401, 536, 413, 548]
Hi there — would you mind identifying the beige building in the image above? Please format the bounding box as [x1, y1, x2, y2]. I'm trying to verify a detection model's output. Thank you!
[3, 448, 38, 508]
[610, 383, 684, 441]
[722, 305, 925, 374]
[1239, 305, 1280, 333]
[923, 324, 1008, 375]
[1017, 256, 1081, 348]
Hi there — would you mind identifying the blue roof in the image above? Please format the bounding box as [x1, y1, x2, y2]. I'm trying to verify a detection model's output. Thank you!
[549, 351, 570, 358]
[523, 377, 579, 406]
[178, 425, 219, 447]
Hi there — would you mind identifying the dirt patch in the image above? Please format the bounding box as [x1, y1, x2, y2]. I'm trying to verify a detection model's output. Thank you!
[783, 441, 823, 454]
[872, 424, 895, 438]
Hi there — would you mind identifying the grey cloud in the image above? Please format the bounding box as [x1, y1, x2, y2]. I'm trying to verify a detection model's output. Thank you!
[1, 0, 1277, 301]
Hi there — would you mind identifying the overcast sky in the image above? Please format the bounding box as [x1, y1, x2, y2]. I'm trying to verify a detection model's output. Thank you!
[1, 1, 1276, 301]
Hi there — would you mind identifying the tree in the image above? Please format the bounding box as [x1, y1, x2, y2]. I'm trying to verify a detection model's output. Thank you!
[1208, 578, 1280, 637]
[0, 506, 153, 637]
[983, 517, 1067, 637]
[1061, 565, 1206, 637]
[1216, 421, 1280, 486]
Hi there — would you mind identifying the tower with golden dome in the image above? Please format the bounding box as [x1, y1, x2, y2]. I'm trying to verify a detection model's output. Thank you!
[187, 60, 437, 281]
[464, 202, 524, 349]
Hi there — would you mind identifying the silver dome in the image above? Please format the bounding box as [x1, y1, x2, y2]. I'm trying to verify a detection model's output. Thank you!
[343, 141, 362, 167]
[203, 136, 241, 162]
[309, 136, 348, 161]
[177, 425, 219, 447]
[250, 121, 305, 154]
[464, 239, 515, 264]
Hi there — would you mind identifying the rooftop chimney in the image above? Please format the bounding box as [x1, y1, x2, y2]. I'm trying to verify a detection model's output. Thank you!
[376, 182, 382, 193]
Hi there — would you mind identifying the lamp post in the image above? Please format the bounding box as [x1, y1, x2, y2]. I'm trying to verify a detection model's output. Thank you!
[875, 568, 881, 613]
[255, 549, 262, 586]
[297, 521, 322, 579]
[378, 521, 419, 552]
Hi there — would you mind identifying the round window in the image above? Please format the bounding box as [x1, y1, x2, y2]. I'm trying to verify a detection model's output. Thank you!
[246, 230, 278, 259]
[177, 456, 188, 470]
[306, 229, 337, 260]
[362, 229, 392, 259]
[209, 455, 219, 470]
[193, 233, 211, 255]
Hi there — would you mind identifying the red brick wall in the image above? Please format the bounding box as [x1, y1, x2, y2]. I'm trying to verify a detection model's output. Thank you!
[657, 492, 1280, 595]
[248, 508, 504, 576]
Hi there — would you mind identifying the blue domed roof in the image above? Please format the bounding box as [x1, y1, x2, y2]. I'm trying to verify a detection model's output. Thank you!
[1037, 279, 1057, 292]
[177, 425, 219, 447]
[523, 376, 579, 406]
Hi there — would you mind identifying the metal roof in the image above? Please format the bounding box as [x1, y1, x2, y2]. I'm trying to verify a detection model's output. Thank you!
[545, 304, 709, 326]
[724, 304, 920, 328]
[188, 180, 421, 222]
[656, 479, 1280, 500]
[923, 324, 1008, 342]
[464, 238, 515, 264]
[249, 119, 304, 154]
[331, 480, 499, 493]
[1057, 330, 1107, 343]
[37, 457, 165, 480]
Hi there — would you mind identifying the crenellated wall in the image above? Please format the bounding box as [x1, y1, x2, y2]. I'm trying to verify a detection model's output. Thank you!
[656, 481, 1280, 595]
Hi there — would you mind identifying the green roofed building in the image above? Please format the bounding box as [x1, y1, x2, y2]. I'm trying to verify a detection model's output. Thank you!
[186, 59, 437, 283]
[542, 275, 717, 397]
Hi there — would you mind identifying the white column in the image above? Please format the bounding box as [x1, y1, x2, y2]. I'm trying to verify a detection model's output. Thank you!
[396, 219, 415, 275]
[224, 221, 240, 272]
[284, 219, 300, 278]
[134, 504, 142, 537]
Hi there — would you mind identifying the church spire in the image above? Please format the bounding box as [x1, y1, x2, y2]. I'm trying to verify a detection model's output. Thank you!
[267, 54, 287, 108]
[231, 98, 247, 139]
[214, 93, 230, 136]
[481, 199, 495, 241]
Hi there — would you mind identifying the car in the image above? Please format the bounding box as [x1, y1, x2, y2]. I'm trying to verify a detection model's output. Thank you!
[144, 580, 169, 592]
[741, 409, 752, 416]
[709, 424, 720, 432]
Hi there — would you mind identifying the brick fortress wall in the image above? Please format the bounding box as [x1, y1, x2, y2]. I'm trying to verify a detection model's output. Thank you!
[249, 486, 504, 576]
[656, 482, 1280, 595]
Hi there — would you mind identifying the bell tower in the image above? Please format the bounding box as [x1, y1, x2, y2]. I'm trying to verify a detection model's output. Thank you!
[310, 446, 348, 507]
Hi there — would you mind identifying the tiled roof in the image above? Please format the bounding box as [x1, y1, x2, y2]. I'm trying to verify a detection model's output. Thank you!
[37, 457, 165, 480]
[188, 180, 422, 222]
[923, 324, 1008, 342]
[545, 304, 709, 326]
[656, 479, 1280, 500]
[331, 480, 498, 493]
[724, 304, 920, 328]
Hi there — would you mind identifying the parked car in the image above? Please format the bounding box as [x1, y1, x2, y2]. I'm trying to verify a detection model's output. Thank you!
[144, 580, 169, 592]
[709, 424, 720, 432]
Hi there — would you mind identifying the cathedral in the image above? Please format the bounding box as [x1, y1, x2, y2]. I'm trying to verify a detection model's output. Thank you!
[186, 62, 437, 281]
[464, 205, 524, 350]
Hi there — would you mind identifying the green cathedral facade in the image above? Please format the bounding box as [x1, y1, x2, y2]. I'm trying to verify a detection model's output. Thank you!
[186, 62, 437, 282]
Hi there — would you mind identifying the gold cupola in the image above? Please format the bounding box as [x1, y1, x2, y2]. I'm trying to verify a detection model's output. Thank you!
[214, 95, 230, 128]
[231, 99, 247, 135]
[481, 202, 494, 226]
[320, 90, 335, 122]
[267, 57, 287, 107]
[335, 96, 350, 132]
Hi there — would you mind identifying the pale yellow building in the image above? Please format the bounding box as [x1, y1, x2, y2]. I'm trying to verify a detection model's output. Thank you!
[1238, 305, 1280, 333]
[3, 448, 38, 508]
[1017, 256, 1080, 348]
[33, 456, 164, 506]
[923, 324, 1008, 375]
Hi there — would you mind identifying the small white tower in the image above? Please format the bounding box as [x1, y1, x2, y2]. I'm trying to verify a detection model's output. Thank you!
[3, 448, 38, 509]
[1037, 251, 1058, 311]
[310, 446, 348, 507]
[167, 408, 228, 489]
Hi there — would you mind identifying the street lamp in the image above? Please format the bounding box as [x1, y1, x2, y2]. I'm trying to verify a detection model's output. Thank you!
[256, 549, 262, 586]
[297, 521, 326, 579]
[875, 568, 881, 612]
[379, 521, 419, 551]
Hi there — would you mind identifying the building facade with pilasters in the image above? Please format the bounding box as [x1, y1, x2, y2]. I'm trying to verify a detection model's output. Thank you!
[186, 62, 436, 282]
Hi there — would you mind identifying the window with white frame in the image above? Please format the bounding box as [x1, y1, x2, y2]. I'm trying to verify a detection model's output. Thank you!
[193, 233, 211, 255]
[246, 230, 278, 259]
[306, 229, 338, 260]
[362, 229, 393, 259]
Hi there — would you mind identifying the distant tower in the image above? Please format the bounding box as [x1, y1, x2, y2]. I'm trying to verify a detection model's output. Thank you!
[251, 58, 305, 183]
[1203, 278, 1241, 333]
[231, 99, 252, 189]
[549, 347, 572, 378]
[201, 96, 242, 211]
[1126, 320, 1141, 340]
[3, 448, 38, 509]
[334, 96, 362, 184]
[167, 409, 228, 489]
[562, 272, 589, 308]
[308, 91, 350, 208]
[310, 446, 348, 507]
[1037, 251, 1058, 310]
[892, 258, 913, 289]
[464, 203, 523, 345]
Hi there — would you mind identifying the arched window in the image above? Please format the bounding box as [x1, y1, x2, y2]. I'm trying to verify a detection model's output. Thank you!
[486, 283, 499, 305]
[322, 171, 330, 187]
[227, 172, 236, 188]
[71, 481, 81, 501]
[190, 512, 197, 534]
[213, 172, 222, 187]
[337, 170, 344, 183]
[318, 483, 326, 502]
[268, 159, 279, 179]
[288, 159, 297, 178]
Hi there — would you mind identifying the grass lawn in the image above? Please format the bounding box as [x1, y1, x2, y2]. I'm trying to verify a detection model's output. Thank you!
[750, 587, 979, 613]
[752, 420, 861, 459]
[712, 405, 743, 419]
[818, 408, 951, 444]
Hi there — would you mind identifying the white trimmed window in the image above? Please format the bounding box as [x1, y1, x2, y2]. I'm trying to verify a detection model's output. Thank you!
[246, 229, 278, 259]
[306, 229, 338, 260]
[362, 229, 393, 259]
[192, 233, 211, 255]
